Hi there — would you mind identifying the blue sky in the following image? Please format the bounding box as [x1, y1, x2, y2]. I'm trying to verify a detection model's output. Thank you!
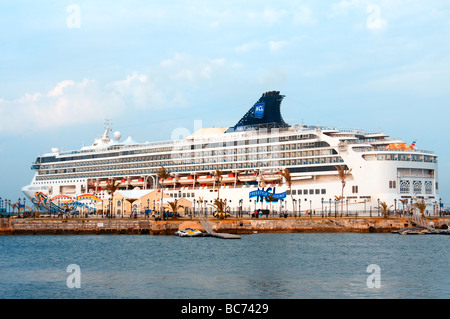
[0, 0, 449, 205]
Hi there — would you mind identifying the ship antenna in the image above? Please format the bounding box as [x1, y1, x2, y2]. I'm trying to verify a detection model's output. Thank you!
[102, 119, 112, 141]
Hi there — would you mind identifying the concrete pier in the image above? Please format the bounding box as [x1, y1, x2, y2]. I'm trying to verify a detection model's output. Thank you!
[1, 216, 448, 235]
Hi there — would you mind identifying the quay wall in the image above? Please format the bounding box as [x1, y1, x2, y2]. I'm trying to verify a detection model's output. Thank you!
[1, 217, 448, 235]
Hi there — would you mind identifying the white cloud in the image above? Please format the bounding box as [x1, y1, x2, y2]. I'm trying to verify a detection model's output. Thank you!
[234, 41, 261, 54]
[0, 53, 231, 134]
[47, 80, 75, 97]
[329, 0, 363, 17]
[293, 6, 317, 26]
[248, 8, 288, 26]
[0, 78, 123, 134]
[269, 41, 287, 54]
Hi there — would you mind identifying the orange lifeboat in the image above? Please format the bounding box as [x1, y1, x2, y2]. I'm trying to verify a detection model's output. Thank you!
[178, 175, 196, 185]
[130, 178, 144, 186]
[261, 171, 282, 182]
[197, 174, 214, 184]
[161, 176, 176, 185]
[221, 173, 236, 183]
[385, 143, 415, 151]
[238, 172, 257, 182]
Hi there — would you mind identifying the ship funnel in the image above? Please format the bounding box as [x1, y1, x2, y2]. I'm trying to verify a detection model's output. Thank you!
[226, 91, 290, 133]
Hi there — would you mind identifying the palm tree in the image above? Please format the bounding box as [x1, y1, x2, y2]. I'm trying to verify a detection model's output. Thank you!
[9, 202, 19, 218]
[34, 195, 45, 218]
[334, 195, 343, 217]
[399, 199, 408, 215]
[157, 166, 171, 217]
[198, 196, 204, 216]
[375, 201, 393, 218]
[214, 169, 223, 199]
[167, 199, 184, 219]
[266, 194, 277, 216]
[209, 198, 230, 219]
[105, 179, 120, 218]
[335, 165, 352, 217]
[414, 200, 427, 218]
[63, 203, 71, 217]
[281, 168, 295, 216]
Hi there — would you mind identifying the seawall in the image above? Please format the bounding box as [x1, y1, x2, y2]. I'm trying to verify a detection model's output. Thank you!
[1, 217, 448, 235]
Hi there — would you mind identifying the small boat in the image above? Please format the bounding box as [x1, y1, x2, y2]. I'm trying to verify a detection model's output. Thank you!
[175, 228, 203, 237]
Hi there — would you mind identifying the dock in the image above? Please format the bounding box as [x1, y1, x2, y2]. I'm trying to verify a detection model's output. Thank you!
[393, 227, 450, 235]
[392, 213, 450, 235]
[199, 215, 241, 239]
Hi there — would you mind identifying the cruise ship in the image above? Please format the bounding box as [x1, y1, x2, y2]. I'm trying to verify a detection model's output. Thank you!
[22, 91, 439, 214]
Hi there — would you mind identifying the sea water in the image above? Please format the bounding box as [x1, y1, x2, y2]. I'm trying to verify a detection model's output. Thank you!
[0, 233, 448, 299]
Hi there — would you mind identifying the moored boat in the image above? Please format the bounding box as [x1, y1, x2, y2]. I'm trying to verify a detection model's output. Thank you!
[175, 228, 204, 237]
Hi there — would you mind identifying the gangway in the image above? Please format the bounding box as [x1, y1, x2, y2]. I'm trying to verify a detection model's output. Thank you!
[408, 212, 435, 230]
[198, 214, 241, 239]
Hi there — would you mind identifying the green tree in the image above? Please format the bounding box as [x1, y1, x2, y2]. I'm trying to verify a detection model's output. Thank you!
[214, 169, 223, 199]
[414, 199, 427, 218]
[209, 198, 230, 219]
[376, 201, 393, 218]
[105, 179, 120, 218]
[266, 194, 277, 216]
[335, 165, 352, 217]
[281, 168, 295, 216]
[157, 166, 171, 217]
[167, 199, 184, 219]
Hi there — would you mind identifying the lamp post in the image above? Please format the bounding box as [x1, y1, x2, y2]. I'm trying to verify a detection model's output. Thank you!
[329, 198, 331, 217]
[193, 200, 196, 217]
[321, 198, 324, 218]
[364, 199, 367, 216]
[298, 200, 301, 217]
[334, 198, 337, 218]
[346, 199, 349, 217]
[394, 199, 397, 215]
[309, 200, 312, 218]
[377, 198, 380, 217]
[293, 199, 297, 218]
[239, 199, 243, 218]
